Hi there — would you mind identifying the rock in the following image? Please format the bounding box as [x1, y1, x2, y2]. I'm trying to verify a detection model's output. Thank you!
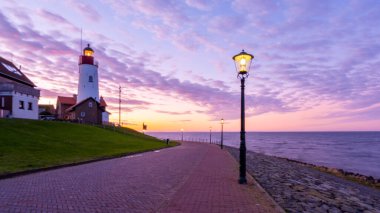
[340, 204, 356, 213]
[328, 206, 342, 213]
[225, 147, 380, 213]
[292, 184, 306, 191]
[365, 176, 375, 182]
[321, 204, 330, 210]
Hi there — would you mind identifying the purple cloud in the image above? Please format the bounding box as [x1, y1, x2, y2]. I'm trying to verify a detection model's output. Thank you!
[37, 10, 69, 25]
[66, 0, 101, 22]
[1, 0, 380, 130]
[209, 15, 246, 34]
[185, 0, 214, 10]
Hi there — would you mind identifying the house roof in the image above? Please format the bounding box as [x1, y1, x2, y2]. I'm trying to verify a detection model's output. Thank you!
[0, 56, 36, 87]
[65, 97, 105, 112]
[100, 96, 107, 107]
[57, 96, 76, 105]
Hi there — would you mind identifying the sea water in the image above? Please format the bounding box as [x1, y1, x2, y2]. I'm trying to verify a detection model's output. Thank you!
[147, 132, 380, 179]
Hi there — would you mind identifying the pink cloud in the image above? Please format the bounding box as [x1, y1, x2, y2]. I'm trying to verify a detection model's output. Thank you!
[0, 11, 20, 38]
[185, 0, 214, 10]
[209, 15, 246, 34]
[156, 110, 192, 115]
[66, 0, 101, 22]
[232, 0, 279, 15]
[1, 1, 380, 129]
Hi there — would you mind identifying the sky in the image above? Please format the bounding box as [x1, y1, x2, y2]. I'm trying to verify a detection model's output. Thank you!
[0, 0, 379, 132]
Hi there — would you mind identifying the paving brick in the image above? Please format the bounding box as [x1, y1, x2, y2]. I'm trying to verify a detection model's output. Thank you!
[0, 142, 280, 212]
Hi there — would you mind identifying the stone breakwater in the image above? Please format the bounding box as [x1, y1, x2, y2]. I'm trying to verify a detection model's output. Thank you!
[282, 158, 380, 189]
[226, 147, 380, 213]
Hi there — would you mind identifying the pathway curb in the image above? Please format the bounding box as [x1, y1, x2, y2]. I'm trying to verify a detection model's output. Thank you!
[225, 149, 286, 213]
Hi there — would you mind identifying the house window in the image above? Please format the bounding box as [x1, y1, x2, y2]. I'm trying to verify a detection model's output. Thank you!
[1, 62, 22, 76]
[89, 76, 93, 82]
[1, 97, 4, 108]
[19, 101, 24, 109]
[28, 102, 33, 110]
[80, 112, 85, 117]
[88, 101, 93, 108]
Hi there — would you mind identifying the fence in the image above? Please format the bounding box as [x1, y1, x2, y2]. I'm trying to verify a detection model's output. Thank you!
[155, 136, 222, 145]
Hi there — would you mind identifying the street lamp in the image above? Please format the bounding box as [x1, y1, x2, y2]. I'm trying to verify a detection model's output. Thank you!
[181, 128, 184, 141]
[209, 127, 212, 144]
[233, 49, 253, 184]
[220, 118, 224, 149]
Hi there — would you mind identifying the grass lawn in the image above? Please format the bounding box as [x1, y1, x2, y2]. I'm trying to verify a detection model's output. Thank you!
[0, 118, 176, 175]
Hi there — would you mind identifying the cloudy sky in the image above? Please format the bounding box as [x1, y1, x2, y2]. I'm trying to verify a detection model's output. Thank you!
[1, 0, 379, 131]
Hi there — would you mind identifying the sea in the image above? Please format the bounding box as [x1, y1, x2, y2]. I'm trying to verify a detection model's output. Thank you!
[147, 131, 380, 179]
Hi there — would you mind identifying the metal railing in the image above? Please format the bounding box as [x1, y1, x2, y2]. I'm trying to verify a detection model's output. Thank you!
[157, 136, 222, 145]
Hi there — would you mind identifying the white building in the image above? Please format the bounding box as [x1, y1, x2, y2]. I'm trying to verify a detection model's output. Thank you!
[0, 56, 40, 119]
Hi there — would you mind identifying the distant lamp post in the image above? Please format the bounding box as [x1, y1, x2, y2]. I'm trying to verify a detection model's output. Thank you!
[181, 128, 184, 141]
[209, 127, 212, 144]
[142, 122, 147, 134]
[220, 118, 224, 149]
[233, 49, 253, 184]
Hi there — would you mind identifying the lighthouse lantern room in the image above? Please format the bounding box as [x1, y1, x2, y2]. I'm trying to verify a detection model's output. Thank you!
[77, 44, 99, 103]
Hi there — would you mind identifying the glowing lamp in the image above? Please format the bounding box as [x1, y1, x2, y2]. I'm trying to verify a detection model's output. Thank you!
[232, 49, 254, 184]
[232, 50, 253, 76]
[83, 44, 94, 56]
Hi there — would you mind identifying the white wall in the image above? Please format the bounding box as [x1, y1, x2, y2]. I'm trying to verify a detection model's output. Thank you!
[77, 64, 99, 103]
[102, 111, 109, 124]
[11, 92, 39, 119]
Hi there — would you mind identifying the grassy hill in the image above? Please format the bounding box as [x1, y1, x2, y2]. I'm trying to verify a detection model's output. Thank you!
[0, 118, 175, 175]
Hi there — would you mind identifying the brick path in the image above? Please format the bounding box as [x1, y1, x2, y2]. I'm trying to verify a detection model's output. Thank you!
[0, 142, 281, 212]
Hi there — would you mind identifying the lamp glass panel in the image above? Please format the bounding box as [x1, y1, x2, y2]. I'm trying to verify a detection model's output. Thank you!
[234, 54, 252, 74]
[84, 50, 93, 56]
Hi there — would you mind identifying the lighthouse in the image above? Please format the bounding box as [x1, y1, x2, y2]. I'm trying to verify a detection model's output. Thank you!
[77, 44, 99, 103]
[55, 43, 109, 124]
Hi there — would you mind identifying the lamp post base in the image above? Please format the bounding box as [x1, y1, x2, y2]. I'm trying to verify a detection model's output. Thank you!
[238, 177, 247, 184]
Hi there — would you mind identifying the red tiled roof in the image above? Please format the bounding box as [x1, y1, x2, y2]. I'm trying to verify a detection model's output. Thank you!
[100, 96, 107, 107]
[57, 96, 76, 105]
[0, 56, 36, 87]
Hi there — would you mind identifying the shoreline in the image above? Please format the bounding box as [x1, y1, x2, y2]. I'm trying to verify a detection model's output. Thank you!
[274, 155, 380, 189]
[226, 146, 380, 212]
[148, 132, 380, 182]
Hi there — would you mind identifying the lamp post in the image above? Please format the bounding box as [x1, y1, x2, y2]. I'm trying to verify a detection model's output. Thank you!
[220, 118, 224, 149]
[181, 128, 184, 141]
[209, 127, 212, 144]
[233, 49, 253, 184]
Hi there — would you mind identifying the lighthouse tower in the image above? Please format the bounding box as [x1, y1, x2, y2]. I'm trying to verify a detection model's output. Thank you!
[77, 44, 99, 103]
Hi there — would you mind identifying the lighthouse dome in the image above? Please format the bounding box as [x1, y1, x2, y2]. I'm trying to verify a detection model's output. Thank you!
[83, 44, 94, 56]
